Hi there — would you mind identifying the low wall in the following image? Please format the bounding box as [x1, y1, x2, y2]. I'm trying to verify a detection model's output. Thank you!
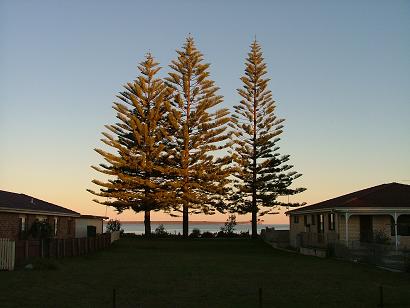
[332, 241, 410, 271]
[261, 228, 289, 247]
[300, 247, 327, 258]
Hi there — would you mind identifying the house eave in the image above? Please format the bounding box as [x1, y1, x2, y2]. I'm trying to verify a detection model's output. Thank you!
[77, 215, 109, 220]
[0, 207, 81, 217]
[286, 207, 410, 216]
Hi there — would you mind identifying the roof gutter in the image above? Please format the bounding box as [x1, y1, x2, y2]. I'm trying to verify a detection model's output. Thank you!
[0, 207, 81, 217]
[286, 207, 410, 215]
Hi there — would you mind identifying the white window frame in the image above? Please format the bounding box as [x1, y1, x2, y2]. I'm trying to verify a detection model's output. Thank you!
[54, 217, 58, 236]
[19, 215, 26, 232]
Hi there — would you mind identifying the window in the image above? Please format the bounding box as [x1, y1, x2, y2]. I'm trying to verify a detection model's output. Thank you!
[392, 215, 410, 236]
[19, 216, 27, 239]
[328, 213, 335, 231]
[304, 215, 308, 226]
[318, 214, 324, 233]
[293, 215, 299, 224]
[19, 217, 26, 232]
[54, 217, 58, 236]
[311, 214, 316, 225]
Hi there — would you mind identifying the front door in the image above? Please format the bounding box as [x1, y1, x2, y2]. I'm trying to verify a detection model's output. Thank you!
[360, 215, 373, 242]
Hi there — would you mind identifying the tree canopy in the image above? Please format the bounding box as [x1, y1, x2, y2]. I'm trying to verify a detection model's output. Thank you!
[230, 40, 305, 237]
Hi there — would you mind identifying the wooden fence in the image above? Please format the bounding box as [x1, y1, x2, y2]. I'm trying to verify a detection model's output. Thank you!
[0, 238, 15, 271]
[14, 233, 112, 265]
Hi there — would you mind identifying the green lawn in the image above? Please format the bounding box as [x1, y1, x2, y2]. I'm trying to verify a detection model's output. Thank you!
[0, 238, 409, 307]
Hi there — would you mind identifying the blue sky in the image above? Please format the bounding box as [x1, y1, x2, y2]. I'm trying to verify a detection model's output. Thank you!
[1, 0, 409, 223]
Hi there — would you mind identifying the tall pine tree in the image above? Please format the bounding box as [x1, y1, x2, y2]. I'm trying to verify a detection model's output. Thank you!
[88, 54, 174, 236]
[230, 40, 305, 238]
[165, 37, 231, 237]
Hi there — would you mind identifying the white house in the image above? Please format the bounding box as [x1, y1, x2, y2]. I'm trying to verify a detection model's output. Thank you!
[75, 215, 107, 238]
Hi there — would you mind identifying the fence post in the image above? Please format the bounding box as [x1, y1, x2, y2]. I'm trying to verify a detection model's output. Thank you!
[11, 240, 15, 270]
[25, 240, 29, 260]
[113, 288, 116, 308]
[63, 239, 66, 257]
[258, 287, 263, 308]
[72, 238, 75, 257]
[379, 285, 383, 308]
[49, 239, 53, 257]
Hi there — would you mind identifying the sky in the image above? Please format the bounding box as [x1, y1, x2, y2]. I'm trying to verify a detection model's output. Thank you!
[1, 0, 409, 224]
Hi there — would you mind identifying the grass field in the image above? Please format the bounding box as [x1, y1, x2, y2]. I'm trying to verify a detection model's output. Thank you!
[0, 238, 409, 307]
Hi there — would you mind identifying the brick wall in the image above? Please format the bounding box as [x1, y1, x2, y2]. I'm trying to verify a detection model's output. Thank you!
[289, 212, 340, 247]
[0, 212, 76, 240]
[54, 216, 76, 239]
[0, 212, 20, 240]
[372, 215, 392, 239]
[289, 214, 305, 247]
[338, 215, 361, 241]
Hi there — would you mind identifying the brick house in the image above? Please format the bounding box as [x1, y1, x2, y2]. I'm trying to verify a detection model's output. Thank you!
[0, 190, 80, 240]
[286, 183, 410, 250]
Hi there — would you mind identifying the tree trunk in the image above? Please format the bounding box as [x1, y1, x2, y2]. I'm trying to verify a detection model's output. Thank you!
[252, 74, 258, 239]
[182, 203, 189, 238]
[144, 210, 151, 236]
[251, 194, 258, 238]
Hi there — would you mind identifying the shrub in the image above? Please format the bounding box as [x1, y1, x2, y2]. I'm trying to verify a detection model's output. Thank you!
[373, 229, 390, 244]
[189, 228, 201, 238]
[106, 219, 122, 233]
[404, 255, 410, 273]
[29, 220, 53, 239]
[220, 215, 237, 235]
[239, 231, 250, 238]
[201, 231, 215, 238]
[154, 224, 169, 236]
[216, 230, 225, 238]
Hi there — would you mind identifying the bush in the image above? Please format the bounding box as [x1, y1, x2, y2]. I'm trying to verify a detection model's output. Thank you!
[239, 231, 250, 238]
[403, 254, 410, 273]
[373, 229, 390, 244]
[106, 219, 123, 233]
[189, 228, 201, 238]
[154, 224, 169, 237]
[29, 220, 53, 239]
[201, 231, 215, 238]
[216, 230, 242, 238]
[220, 215, 237, 235]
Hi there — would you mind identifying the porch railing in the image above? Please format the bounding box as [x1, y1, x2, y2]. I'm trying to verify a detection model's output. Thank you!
[298, 232, 338, 248]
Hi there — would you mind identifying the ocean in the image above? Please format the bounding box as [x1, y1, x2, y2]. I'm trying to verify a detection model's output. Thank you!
[108, 222, 289, 235]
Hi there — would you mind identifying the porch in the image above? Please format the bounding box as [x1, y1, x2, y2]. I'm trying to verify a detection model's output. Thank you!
[340, 211, 410, 251]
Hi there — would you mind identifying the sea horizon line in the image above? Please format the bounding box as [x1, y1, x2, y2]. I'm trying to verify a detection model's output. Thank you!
[110, 220, 289, 225]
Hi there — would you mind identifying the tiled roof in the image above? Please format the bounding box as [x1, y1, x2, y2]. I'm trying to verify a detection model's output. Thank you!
[287, 183, 410, 214]
[0, 190, 80, 216]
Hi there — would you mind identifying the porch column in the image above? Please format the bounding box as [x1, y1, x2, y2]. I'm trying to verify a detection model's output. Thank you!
[394, 212, 398, 251]
[345, 213, 350, 248]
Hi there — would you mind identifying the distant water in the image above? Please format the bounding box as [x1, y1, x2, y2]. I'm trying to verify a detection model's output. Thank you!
[106, 222, 289, 235]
